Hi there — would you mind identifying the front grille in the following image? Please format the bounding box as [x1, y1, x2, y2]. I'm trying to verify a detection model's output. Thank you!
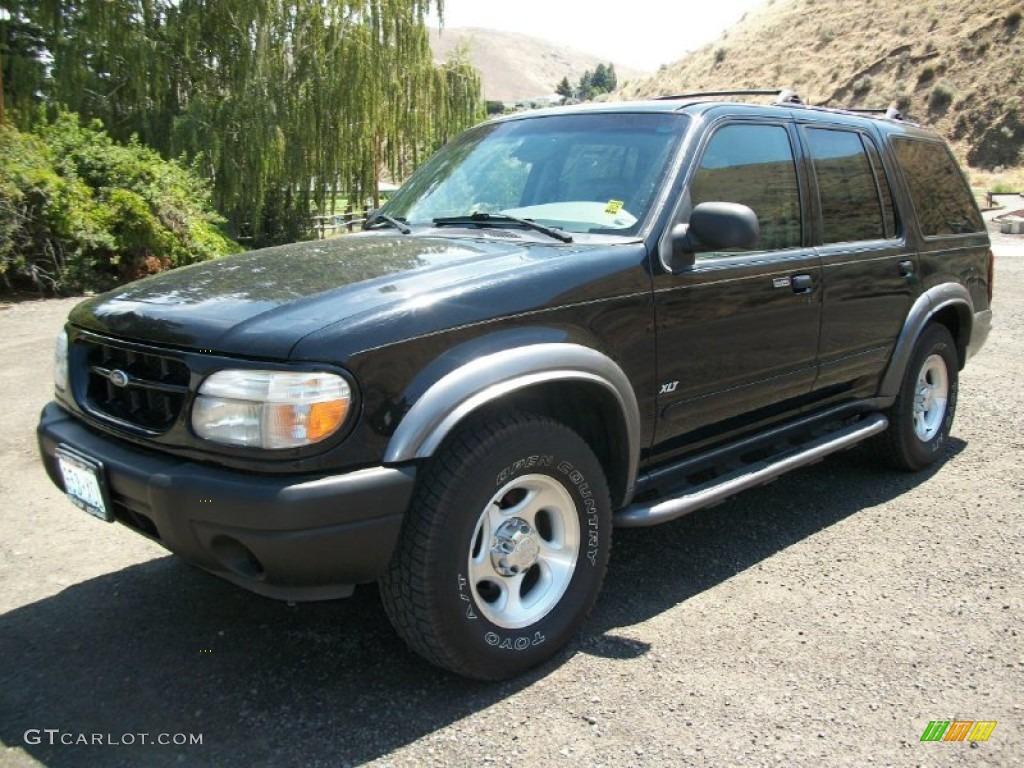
[80, 339, 190, 433]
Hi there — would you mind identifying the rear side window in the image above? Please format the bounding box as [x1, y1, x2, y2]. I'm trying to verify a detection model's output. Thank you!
[862, 137, 899, 238]
[892, 138, 984, 236]
[805, 128, 897, 243]
[690, 123, 802, 251]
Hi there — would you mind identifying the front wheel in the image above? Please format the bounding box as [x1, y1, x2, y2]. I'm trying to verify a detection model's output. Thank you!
[877, 324, 959, 470]
[379, 412, 612, 680]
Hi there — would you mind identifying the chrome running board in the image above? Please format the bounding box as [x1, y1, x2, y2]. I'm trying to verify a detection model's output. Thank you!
[615, 413, 889, 528]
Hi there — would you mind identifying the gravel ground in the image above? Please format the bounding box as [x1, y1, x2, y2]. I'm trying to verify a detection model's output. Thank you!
[0, 239, 1021, 767]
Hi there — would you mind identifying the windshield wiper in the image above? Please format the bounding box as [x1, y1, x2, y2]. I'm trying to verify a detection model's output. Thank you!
[362, 211, 412, 234]
[432, 212, 573, 243]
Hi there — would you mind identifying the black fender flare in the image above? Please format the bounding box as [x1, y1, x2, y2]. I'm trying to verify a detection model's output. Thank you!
[879, 283, 974, 398]
[383, 343, 641, 502]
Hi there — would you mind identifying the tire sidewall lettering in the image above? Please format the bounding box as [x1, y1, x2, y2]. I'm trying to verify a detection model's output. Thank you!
[393, 416, 612, 678]
[456, 450, 606, 651]
[556, 460, 601, 567]
[482, 630, 547, 651]
[495, 454, 553, 487]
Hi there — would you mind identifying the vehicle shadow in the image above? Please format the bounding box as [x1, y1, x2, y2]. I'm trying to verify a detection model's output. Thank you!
[0, 440, 964, 767]
[585, 438, 965, 653]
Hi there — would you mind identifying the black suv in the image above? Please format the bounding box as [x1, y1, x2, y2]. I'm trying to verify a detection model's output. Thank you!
[38, 89, 994, 679]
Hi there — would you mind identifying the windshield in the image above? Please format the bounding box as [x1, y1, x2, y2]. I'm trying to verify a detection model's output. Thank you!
[382, 112, 688, 237]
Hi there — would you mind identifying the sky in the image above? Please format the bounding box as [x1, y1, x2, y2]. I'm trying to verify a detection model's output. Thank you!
[426, 0, 766, 72]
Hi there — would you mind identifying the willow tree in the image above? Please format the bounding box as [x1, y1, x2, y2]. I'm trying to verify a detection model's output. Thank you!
[3, 0, 483, 243]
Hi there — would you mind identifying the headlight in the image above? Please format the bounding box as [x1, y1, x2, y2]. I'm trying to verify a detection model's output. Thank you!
[54, 330, 69, 394]
[192, 370, 352, 449]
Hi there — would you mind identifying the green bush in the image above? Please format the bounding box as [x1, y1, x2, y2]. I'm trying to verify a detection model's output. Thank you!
[853, 76, 873, 96]
[929, 80, 956, 112]
[0, 112, 237, 294]
[894, 90, 913, 114]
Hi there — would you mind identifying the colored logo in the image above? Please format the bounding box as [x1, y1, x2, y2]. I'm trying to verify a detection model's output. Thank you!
[920, 720, 997, 742]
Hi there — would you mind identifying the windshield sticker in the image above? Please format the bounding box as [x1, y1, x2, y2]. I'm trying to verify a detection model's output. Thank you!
[605, 200, 624, 215]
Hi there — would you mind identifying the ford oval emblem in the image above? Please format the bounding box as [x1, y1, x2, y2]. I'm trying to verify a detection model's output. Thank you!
[108, 369, 130, 388]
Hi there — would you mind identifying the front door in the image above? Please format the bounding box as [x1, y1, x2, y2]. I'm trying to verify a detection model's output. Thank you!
[652, 121, 822, 458]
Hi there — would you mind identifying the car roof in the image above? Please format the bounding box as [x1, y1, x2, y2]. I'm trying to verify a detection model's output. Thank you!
[491, 90, 943, 141]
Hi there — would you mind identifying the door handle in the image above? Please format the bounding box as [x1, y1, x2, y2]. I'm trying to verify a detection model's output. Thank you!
[791, 274, 814, 294]
[898, 259, 915, 278]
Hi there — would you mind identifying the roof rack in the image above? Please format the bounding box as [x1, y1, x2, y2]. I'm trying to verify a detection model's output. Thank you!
[654, 89, 908, 122]
[842, 105, 905, 121]
[655, 88, 803, 105]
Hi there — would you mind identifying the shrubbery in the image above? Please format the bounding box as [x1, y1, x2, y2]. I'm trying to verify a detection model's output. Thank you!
[929, 80, 956, 113]
[0, 112, 237, 295]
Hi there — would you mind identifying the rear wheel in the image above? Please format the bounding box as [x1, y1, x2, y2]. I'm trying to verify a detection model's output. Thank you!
[379, 412, 611, 680]
[877, 324, 959, 470]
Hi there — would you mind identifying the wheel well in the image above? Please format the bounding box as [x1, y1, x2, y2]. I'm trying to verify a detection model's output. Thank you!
[468, 381, 632, 508]
[930, 305, 969, 369]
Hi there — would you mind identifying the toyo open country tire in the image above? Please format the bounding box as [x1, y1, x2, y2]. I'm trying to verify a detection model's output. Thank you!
[878, 324, 959, 471]
[379, 412, 612, 680]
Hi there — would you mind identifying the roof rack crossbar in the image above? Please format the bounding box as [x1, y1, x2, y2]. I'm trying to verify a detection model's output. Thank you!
[655, 88, 803, 105]
[834, 105, 904, 121]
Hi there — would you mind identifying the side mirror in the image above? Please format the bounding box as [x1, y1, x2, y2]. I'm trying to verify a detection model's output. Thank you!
[669, 202, 760, 272]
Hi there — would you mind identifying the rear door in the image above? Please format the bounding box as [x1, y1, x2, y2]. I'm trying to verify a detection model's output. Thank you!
[652, 120, 822, 456]
[798, 124, 915, 397]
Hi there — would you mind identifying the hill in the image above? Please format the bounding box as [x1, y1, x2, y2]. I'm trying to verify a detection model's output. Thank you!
[620, 0, 1024, 171]
[430, 27, 648, 102]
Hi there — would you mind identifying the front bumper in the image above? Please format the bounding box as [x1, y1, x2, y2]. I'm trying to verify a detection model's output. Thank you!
[37, 402, 415, 600]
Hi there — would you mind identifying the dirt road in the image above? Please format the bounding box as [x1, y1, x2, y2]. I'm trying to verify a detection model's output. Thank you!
[1, 247, 1021, 767]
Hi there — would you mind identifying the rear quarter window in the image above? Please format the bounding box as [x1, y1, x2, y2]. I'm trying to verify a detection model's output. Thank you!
[892, 138, 984, 237]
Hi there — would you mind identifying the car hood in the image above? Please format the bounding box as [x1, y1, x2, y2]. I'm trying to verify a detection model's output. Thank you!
[68, 234, 536, 359]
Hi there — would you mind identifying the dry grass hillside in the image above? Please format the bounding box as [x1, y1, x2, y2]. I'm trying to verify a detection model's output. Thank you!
[621, 0, 1024, 175]
[430, 27, 648, 102]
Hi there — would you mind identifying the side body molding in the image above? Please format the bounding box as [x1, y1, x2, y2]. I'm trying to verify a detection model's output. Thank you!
[879, 282, 974, 398]
[383, 343, 642, 498]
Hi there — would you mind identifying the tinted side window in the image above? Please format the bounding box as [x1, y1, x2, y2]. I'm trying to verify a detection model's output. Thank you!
[862, 136, 899, 238]
[690, 124, 802, 251]
[892, 138, 985, 236]
[806, 128, 888, 243]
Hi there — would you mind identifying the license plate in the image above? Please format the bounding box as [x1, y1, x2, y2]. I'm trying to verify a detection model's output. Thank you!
[56, 446, 113, 522]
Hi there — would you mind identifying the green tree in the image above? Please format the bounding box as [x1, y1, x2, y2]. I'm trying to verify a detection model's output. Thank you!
[578, 70, 594, 101]
[3, 1, 483, 246]
[556, 76, 573, 100]
[0, 7, 48, 126]
[589, 63, 616, 96]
